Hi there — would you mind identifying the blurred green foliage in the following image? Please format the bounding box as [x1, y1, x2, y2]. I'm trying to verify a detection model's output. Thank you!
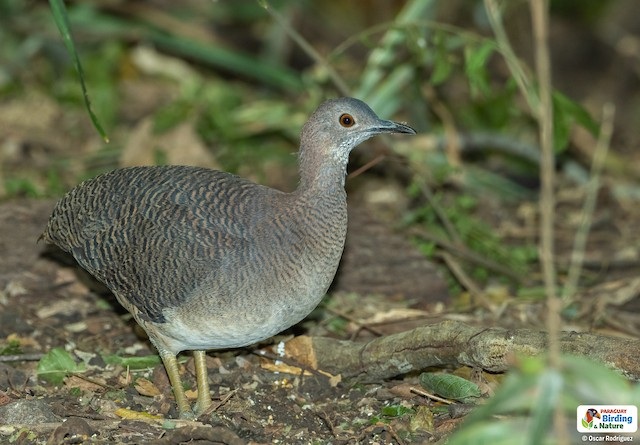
[447, 354, 640, 445]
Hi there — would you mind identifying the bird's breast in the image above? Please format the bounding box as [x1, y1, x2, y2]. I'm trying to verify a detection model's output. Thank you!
[154, 199, 349, 354]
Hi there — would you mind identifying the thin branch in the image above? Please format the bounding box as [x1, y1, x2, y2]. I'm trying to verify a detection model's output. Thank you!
[562, 103, 615, 302]
[530, 0, 558, 352]
[439, 251, 497, 311]
[530, 1, 567, 444]
[293, 320, 640, 380]
[484, 0, 538, 110]
[258, 0, 350, 96]
[0, 353, 44, 362]
[347, 154, 386, 179]
[411, 386, 454, 405]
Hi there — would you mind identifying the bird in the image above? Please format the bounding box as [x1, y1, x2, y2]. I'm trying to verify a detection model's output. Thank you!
[584, 408, 601, 424]
[42, 97, 416, 419]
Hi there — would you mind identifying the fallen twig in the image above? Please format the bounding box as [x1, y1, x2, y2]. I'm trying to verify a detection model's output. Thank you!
[287, 320, 640, 381]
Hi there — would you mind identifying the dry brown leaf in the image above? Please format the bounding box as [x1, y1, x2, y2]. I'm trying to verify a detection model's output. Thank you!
[134, 377, 161, 397]
[282, 336, 317, 369]
[328, 373, 342, 387]
[64, 375, 105, 392]
[53, 268, 91, 295]
[260, 360, 312, 376]
[185, 388, 198, 400]
[258, 338, 340, 384]
[388, 382, 418, 399]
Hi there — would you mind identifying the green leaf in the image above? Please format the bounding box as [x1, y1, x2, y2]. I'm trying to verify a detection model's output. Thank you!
[381, 405, 414, 418]
[552, 91, 598, 152]
[465, 40, 495, 97]
[102, 354, 162, 370]
[419, 372, 481, 402]
[37, 348, 85, 385]
[48, 0, 109, 142]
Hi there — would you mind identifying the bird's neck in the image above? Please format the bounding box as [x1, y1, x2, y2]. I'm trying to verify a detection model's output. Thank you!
[296, 139, 349, 195]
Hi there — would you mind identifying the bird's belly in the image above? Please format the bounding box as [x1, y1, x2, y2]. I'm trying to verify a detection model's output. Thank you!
[156, 288, 325, 353]
[154, 313, 286, 352]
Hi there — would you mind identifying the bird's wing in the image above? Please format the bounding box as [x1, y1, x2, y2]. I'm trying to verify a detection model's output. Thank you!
[45, 166, 277, 323]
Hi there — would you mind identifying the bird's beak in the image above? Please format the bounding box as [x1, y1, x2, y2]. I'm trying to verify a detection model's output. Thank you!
[375, 119, 417, 135]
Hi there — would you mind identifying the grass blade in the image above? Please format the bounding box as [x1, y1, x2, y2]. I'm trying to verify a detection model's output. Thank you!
[48, 0, 109, 142]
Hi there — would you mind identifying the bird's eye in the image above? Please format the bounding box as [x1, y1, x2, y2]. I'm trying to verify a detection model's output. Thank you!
[339, 113, 355, 127]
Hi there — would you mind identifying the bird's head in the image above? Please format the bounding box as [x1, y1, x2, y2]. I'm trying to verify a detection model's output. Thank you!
[300, 97, 416, 166]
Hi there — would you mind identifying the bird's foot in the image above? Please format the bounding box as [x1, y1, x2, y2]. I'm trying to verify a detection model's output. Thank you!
[193, 398, 212, 418]
[178, 409, 197, 421]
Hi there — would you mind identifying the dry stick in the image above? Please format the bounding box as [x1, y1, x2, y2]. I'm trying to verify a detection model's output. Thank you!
[258, 0, 350, 96]
[410, 386, 454, 405]
[300, 320, 640, 380]
[561, 104, 615, 302]
[484, 0, 538, 111]
[439, 251, 497, 311]
[347, 154, 386, 179]
[529, 0, 559, 359]
[530, 1, 568, 444]
[68, 372, 111, 389]
[0, 353, 44, 362]
[203, 388, 237, 416]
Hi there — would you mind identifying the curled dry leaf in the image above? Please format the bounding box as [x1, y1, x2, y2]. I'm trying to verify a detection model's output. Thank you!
[134, 377, 161, 397]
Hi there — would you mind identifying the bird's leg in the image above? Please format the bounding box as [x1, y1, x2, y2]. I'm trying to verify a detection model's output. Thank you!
[158, 350, 193, 419]
[193, 350, 212, 416]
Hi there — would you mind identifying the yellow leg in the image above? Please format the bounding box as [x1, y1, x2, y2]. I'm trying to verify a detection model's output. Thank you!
[193, 350, 212, 416]
[159, 350, 193, 419]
